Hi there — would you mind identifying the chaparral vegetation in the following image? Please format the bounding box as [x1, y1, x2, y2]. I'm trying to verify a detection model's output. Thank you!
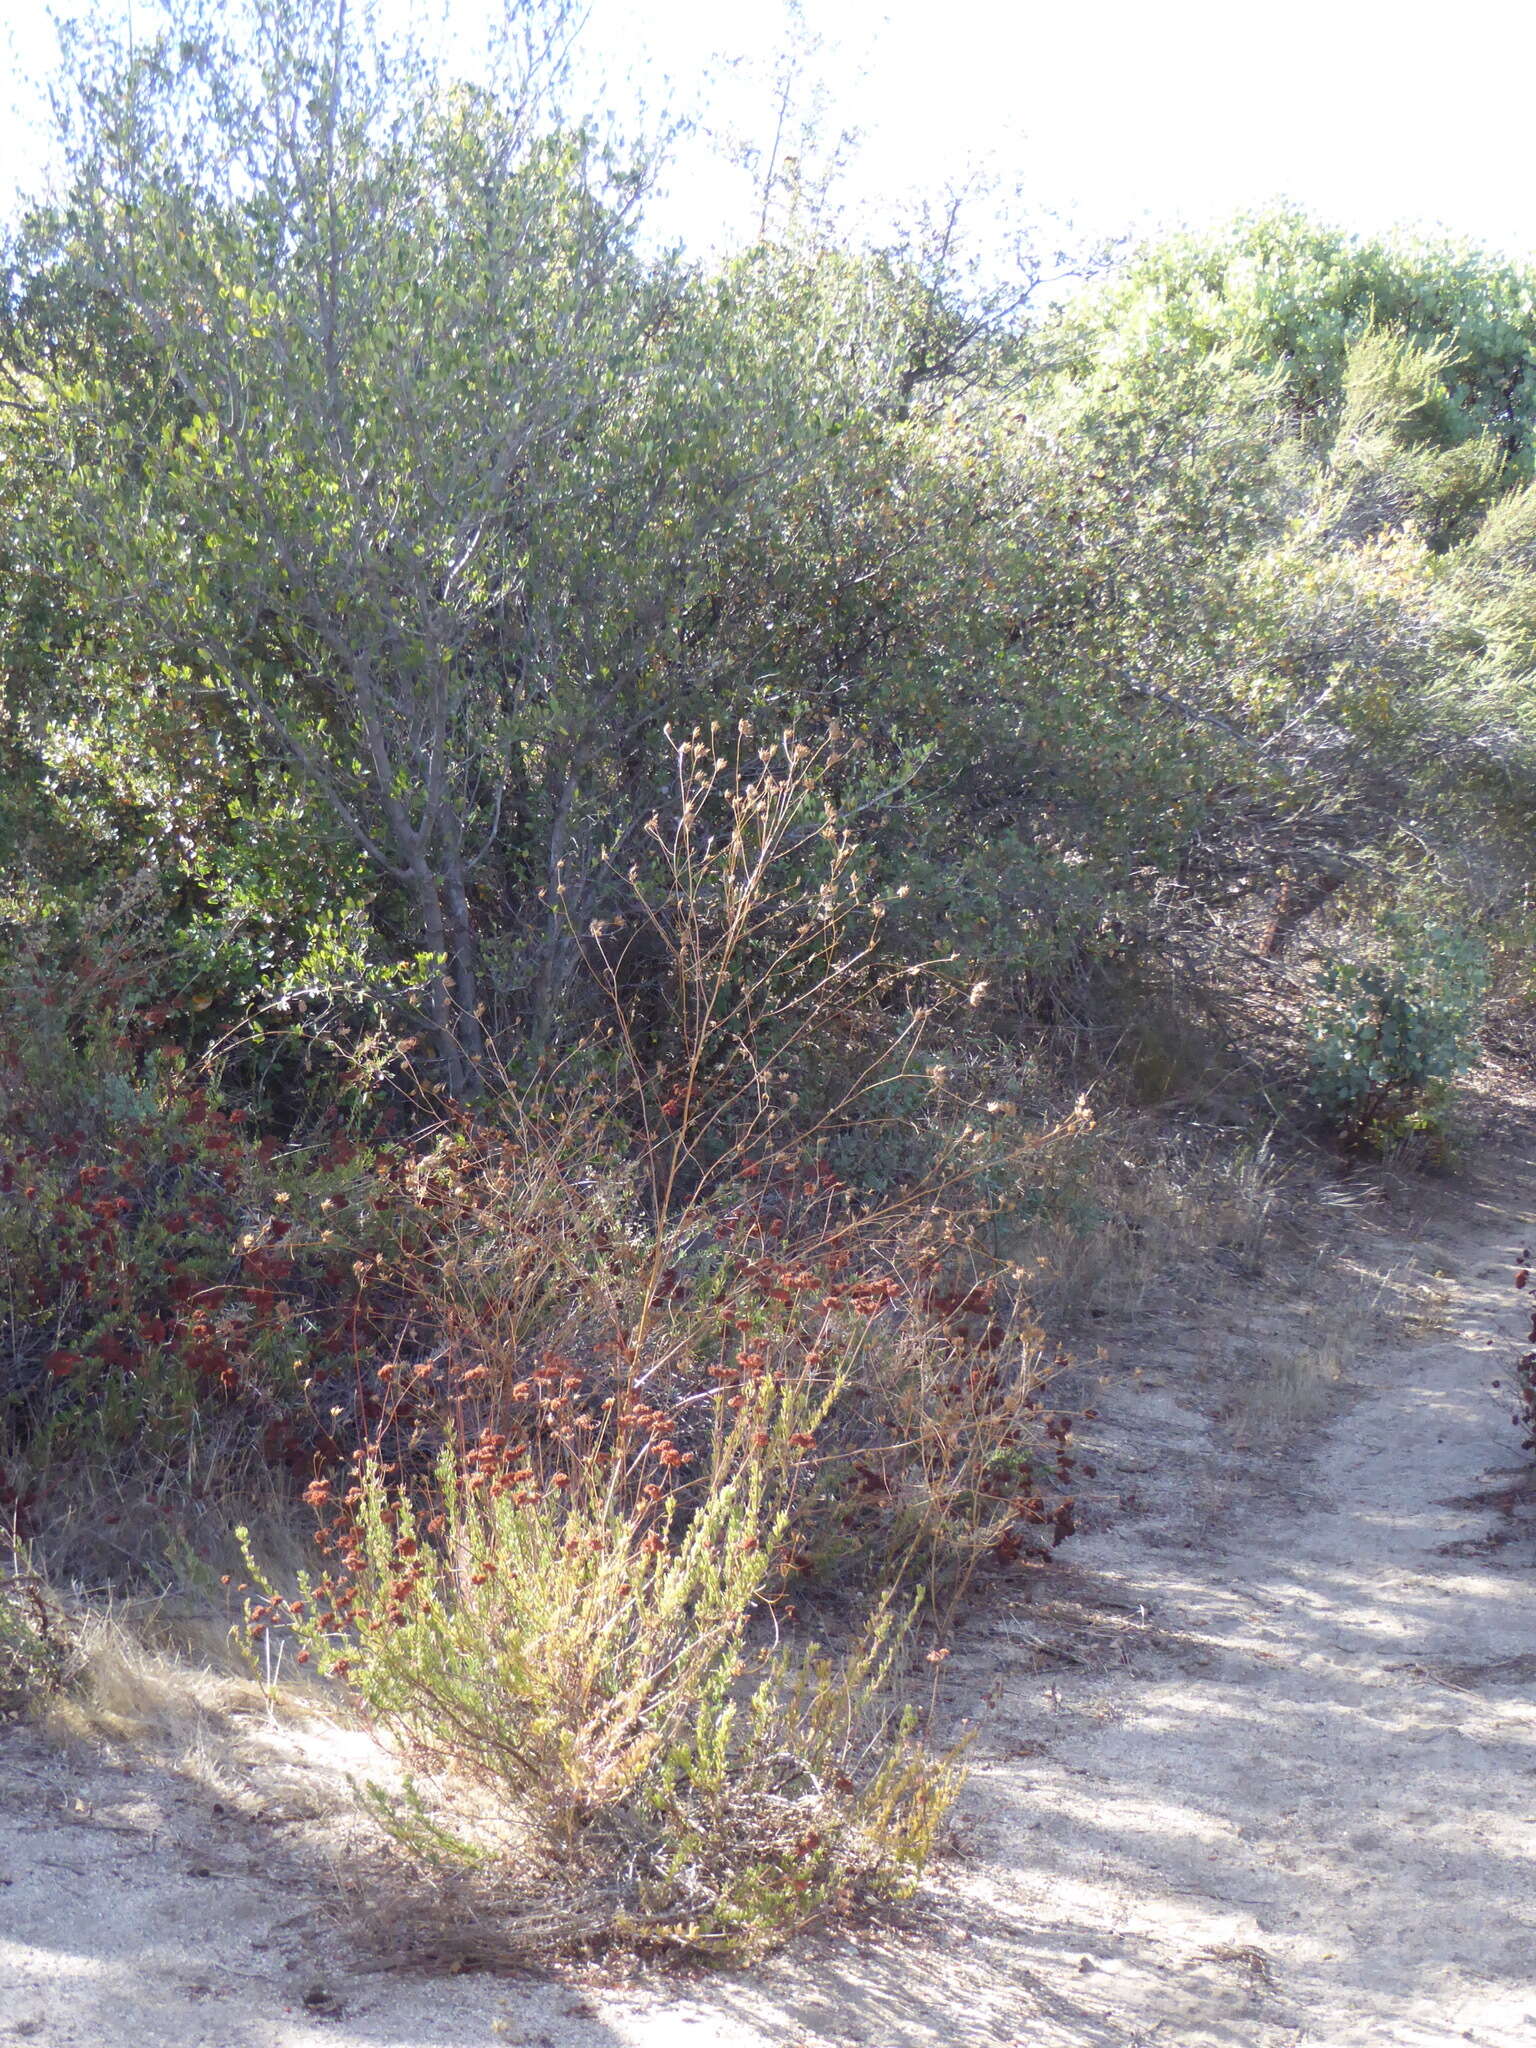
[5, 0, 1536, 1959]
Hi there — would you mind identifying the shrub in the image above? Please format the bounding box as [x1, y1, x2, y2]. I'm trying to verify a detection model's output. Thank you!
[228, 735, 1080, 1957]
[391, 1092, 1075, 1595]
[1510, 1260, 1536, 1458]
[0, 1560, 67, 1717]
[3, 744, 1077, 1602]
[244, 1427, 962, 1958]
[400, 736, 1077, 1593]
[1304, 910, 1487, 1145]
[0, 906, 414, 1572]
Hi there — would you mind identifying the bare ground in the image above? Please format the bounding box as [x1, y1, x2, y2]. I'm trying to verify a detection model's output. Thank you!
[4, 1125, 1535, 2048]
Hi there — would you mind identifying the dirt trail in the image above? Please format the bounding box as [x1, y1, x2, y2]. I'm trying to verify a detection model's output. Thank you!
[4, 1144, 1535, 2048]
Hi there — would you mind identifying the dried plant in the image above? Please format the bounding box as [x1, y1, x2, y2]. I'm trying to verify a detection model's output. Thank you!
[233, 733, 1073, 1955]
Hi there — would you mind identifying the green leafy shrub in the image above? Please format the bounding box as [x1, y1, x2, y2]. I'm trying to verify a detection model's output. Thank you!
[1304, 912, 1487, 1145]
[0, 1562, 68, 1717]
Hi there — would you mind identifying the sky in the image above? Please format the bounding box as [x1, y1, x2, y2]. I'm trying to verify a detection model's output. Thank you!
[3, 0, 1534, 266]
[597, 0, 1536, 263]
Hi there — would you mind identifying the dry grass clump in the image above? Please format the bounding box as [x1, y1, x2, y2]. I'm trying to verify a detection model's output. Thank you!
[1228, 1324, 1351, 1444]
[36, 1603, 265, 1746]
[0, 1555, 265, 1747]
[1214, 1236, 1403, 1445]
[999, 1115, 1285, 1332]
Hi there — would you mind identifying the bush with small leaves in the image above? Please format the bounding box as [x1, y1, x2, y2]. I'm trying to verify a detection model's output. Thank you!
[1304, 912, 1487, 1146]
[242, 1423, 962, 1958]
[0, 1563, 67, 1717]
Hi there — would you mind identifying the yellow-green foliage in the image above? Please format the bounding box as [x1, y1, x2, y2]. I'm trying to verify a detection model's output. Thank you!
[244, 1410, 962, 1955]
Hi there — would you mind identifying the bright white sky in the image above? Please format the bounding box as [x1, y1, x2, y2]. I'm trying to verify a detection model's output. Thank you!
[4, 0, 1534, 265]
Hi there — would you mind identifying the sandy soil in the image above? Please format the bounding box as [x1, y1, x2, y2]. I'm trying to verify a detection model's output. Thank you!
[4, 1137, 1535, 2048]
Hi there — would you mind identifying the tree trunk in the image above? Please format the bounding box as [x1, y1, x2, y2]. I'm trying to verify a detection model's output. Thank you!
[408, 858, 480, 1098]
[440, 849, 484, 1092]
[528, 758, 588, 1054]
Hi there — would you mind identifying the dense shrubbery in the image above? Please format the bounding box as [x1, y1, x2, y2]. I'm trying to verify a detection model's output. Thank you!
[1, 747, 1078, 1583]
[2, 731, 1085, 1948]
[0, 916, 399, 1522]
[6, 0, 1536, 1957]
